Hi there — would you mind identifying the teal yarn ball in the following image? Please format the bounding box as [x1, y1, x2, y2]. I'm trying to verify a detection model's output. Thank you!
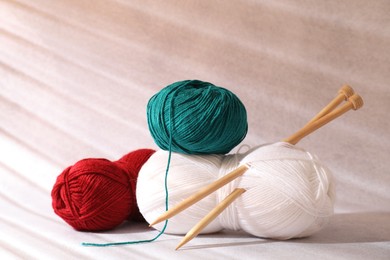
[147, 80, 248, 154]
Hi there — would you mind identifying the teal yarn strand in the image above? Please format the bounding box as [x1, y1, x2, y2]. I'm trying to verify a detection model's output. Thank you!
[81, 89, 177, 248]
[82, 130, 172, 247]
[81, 220, 168, 247]
[81, 79, 247, 247]
[147, 80, 248, 154]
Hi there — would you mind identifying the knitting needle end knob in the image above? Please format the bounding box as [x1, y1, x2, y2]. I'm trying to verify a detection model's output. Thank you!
[339, 85, 355, 100]
[349, 94, 364, 110]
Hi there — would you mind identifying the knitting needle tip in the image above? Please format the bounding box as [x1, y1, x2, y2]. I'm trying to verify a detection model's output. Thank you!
[175, 237, 189, 250]
[148, 217, 163, 227]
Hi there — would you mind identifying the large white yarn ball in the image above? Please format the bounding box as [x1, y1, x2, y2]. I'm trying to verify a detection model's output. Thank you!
[137, 142, 335, 239]
[228, 142, 335, 239]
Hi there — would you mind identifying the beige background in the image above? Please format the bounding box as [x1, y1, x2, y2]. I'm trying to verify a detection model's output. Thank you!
[1, 0, 389, 259]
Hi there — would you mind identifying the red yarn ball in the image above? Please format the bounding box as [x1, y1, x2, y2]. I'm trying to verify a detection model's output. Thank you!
[51, 149, 155, 231]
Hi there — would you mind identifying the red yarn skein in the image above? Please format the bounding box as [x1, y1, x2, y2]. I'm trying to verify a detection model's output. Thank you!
[51, 149, 155, 231]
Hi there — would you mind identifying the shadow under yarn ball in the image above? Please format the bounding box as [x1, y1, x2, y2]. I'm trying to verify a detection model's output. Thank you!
[147, 80, 248, 154]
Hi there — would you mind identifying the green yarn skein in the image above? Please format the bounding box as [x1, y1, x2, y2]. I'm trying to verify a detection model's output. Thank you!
[147, 80, 248, 154]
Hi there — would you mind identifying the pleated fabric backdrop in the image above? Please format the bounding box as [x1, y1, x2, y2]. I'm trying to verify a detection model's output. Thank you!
[1, 1, 389, 259]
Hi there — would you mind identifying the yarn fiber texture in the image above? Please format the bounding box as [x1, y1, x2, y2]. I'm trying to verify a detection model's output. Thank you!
[51, 149, 155, 231]
[147, 80, 248, 155]
[136, 142, 335, 239]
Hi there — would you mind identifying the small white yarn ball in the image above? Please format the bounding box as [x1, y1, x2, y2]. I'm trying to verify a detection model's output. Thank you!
[136, 150, 224, 234]
[137, 142, 335, 239]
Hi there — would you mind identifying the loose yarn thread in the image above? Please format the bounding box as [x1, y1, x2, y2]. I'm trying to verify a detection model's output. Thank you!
[89, 80, 249, 245]
[137, 142, 335, 239]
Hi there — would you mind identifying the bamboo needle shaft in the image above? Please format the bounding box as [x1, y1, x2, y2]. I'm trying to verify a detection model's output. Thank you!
[305, 85, 354, 125]
[283, 93, 363, 145]
[149, 164, 249, 227]
[175, 188, 246, 250]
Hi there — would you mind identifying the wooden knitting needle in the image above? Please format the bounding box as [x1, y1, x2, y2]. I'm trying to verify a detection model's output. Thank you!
[175, 188, 246, 250]
[283, 93, 363, 145]
[150, 90, 361, 228]
[305, 85, 354, 125]
[148, 164, 249, 227]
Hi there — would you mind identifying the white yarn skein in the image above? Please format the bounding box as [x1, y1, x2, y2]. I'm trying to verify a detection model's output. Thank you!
[136, 150, 224, 234]
[136, 142, 335, 239]
[231, 142, 334, 239]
